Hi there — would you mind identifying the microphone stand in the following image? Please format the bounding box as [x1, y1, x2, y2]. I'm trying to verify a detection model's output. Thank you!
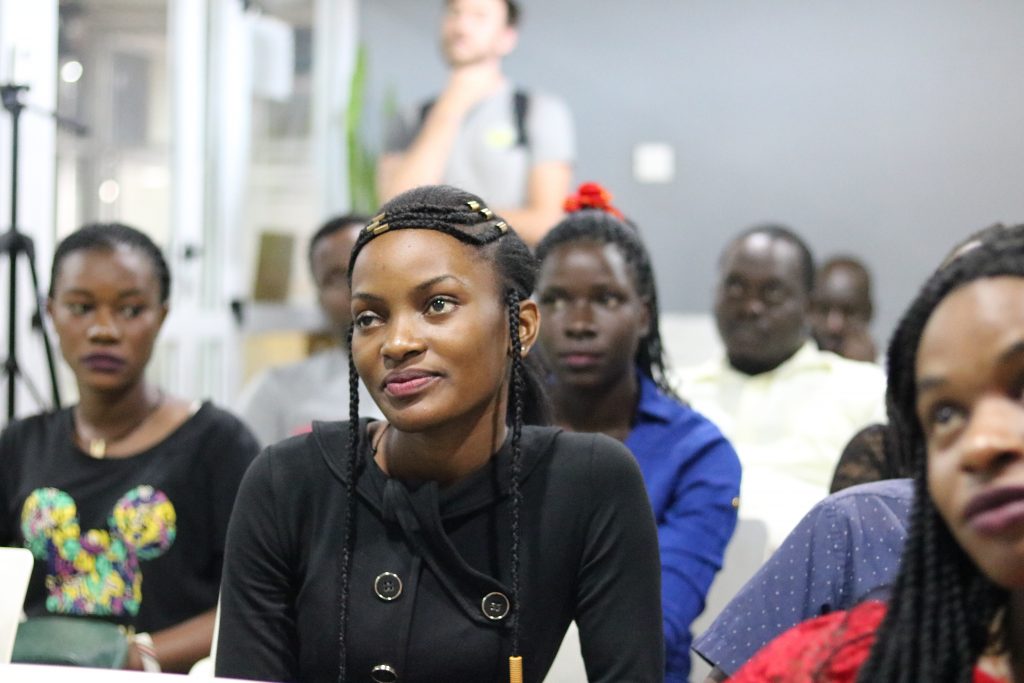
[1, 82, 64, 420]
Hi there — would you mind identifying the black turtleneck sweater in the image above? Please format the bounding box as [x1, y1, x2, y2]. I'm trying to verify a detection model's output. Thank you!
[216, 419, 664, 683]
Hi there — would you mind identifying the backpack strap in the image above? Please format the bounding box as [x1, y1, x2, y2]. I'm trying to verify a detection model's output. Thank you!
[418, 98, 437, 127]
[512, 89, 529, 149]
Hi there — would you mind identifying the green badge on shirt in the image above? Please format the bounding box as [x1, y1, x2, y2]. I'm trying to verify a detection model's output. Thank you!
[484, 125, 517, 149]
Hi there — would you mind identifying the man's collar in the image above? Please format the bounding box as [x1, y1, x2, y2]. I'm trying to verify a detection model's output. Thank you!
[725, 341, 829, 379]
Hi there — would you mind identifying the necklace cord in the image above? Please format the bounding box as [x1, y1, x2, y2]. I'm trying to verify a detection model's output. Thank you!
[75, 389, 165, 459]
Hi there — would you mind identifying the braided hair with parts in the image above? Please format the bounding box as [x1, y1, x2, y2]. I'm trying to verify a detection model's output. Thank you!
[853, 226, 1024, 683]
[535, 195, 679, 400]
[338, 185, 550, 682]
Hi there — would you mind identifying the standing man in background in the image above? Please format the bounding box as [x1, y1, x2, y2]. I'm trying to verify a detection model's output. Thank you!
[376, 0, 575, 246]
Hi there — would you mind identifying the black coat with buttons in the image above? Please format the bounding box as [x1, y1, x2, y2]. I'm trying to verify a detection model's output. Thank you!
[216, 419, 664, 682]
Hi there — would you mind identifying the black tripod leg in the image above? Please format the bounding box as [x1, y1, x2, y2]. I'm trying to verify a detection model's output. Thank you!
[4, 353, 46, 408]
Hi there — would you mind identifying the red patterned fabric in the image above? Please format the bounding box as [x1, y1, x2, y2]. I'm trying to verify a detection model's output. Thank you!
[730, 600, 1007, 682]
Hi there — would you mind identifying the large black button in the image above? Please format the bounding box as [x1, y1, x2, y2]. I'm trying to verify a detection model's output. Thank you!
[374, 572, 403, 601]
[370, 663, 398, 682]
[481, 591, 510, 620]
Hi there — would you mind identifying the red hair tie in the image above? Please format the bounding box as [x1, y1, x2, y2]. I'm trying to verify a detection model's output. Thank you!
[563, 182, 625, 220]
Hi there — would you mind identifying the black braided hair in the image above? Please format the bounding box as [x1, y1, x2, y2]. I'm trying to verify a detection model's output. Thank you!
[854, 225, 1024, 683]
[336, 185, 550, 682]
[535, 208, 680, 400]
[50, 222, 171, 303]
[338, 323, 360, 682]
[506, 289, 525, 657]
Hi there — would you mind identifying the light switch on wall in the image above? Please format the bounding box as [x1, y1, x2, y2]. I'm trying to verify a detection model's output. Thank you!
[633, 142, 675, 184]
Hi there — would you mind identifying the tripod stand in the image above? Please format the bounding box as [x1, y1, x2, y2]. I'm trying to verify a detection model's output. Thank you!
[1, 83, 62, 421]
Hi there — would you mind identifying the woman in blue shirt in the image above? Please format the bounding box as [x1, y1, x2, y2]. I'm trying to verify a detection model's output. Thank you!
[535, 183, 743, 683]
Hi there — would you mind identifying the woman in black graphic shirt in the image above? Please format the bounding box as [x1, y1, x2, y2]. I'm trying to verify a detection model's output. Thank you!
[0, 223, 258, 672]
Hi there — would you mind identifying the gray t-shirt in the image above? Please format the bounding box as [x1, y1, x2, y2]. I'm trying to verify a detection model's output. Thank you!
[235, 347, 383, 448]
[383, 84, 575, 208]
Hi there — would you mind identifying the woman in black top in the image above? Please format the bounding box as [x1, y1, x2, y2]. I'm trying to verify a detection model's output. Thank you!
[0, 223, 259, 672]
[216, 185, 664, 683]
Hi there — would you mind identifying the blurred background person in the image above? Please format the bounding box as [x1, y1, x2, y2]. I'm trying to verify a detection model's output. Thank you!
[236, 214, 382, 447]
[676, 225, 886, 546]
[810, 256, 877, 362]
[534, 184, 741, 683]
[1, 224, 259, 672]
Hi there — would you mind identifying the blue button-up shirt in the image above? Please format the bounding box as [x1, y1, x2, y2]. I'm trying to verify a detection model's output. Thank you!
[692, 478, 913, 676]
[625, 372, 742, 683]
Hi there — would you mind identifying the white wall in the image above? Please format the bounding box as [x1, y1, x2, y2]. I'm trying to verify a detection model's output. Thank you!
[361, 0, 1024, 354]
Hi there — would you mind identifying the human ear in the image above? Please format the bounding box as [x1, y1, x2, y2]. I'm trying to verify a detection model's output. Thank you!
[516, 298, 540, 357]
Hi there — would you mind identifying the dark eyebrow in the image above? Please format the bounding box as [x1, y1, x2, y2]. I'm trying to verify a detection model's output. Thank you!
[916, 375, 946, 397]
[352, 274, 467, 303]
[917, 339, 1024, 396]
[59, 288, 95, 298]
[60, 288, 148, 298]
[414, 274, 466, 293]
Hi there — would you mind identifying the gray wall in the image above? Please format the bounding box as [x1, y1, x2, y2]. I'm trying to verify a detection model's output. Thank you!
[360, 1, 1024, 352]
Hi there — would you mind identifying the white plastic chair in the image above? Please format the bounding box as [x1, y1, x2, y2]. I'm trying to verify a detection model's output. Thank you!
[0, 547, 34, 664]
[545, 621, 586, 682]
[187, 595, 222, 677]
[690, 517, 771, 682]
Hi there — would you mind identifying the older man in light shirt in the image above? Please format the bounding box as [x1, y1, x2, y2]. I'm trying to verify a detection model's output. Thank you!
[677, 225, 886, 546]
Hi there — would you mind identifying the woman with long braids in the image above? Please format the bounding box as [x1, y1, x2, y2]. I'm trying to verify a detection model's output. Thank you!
[534, 183, 741, 683]
[216, 185, 664, 683]
[727, 225, 1024, 683]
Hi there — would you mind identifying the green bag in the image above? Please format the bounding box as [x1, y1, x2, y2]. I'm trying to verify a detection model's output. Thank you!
[12, 616, 129, 669]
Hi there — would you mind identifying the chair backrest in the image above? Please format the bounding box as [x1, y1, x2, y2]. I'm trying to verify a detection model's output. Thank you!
[544, 621, 586, 683]
[690, 516, 771, 681]
[0, 547, 34, 664]
[659, 312, 722, 371]
[187, 594, 222, 677]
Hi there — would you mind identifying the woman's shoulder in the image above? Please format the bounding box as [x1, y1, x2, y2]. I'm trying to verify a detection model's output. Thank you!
[532, 426, 645, 485]
[168, 401, 260, 452]
[0, 408, 70, 449]
[189, 400, 253, 433]
[253, 418, 366, 482]
[731, 601, 887, 683]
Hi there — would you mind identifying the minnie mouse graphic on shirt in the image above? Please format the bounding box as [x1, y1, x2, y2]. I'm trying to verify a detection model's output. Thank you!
[20, 485, 177, 616]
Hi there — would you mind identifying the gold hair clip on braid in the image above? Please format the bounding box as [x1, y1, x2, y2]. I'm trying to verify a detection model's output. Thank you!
[467, 200, 494, 220]
[364, 212, 390, 236]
